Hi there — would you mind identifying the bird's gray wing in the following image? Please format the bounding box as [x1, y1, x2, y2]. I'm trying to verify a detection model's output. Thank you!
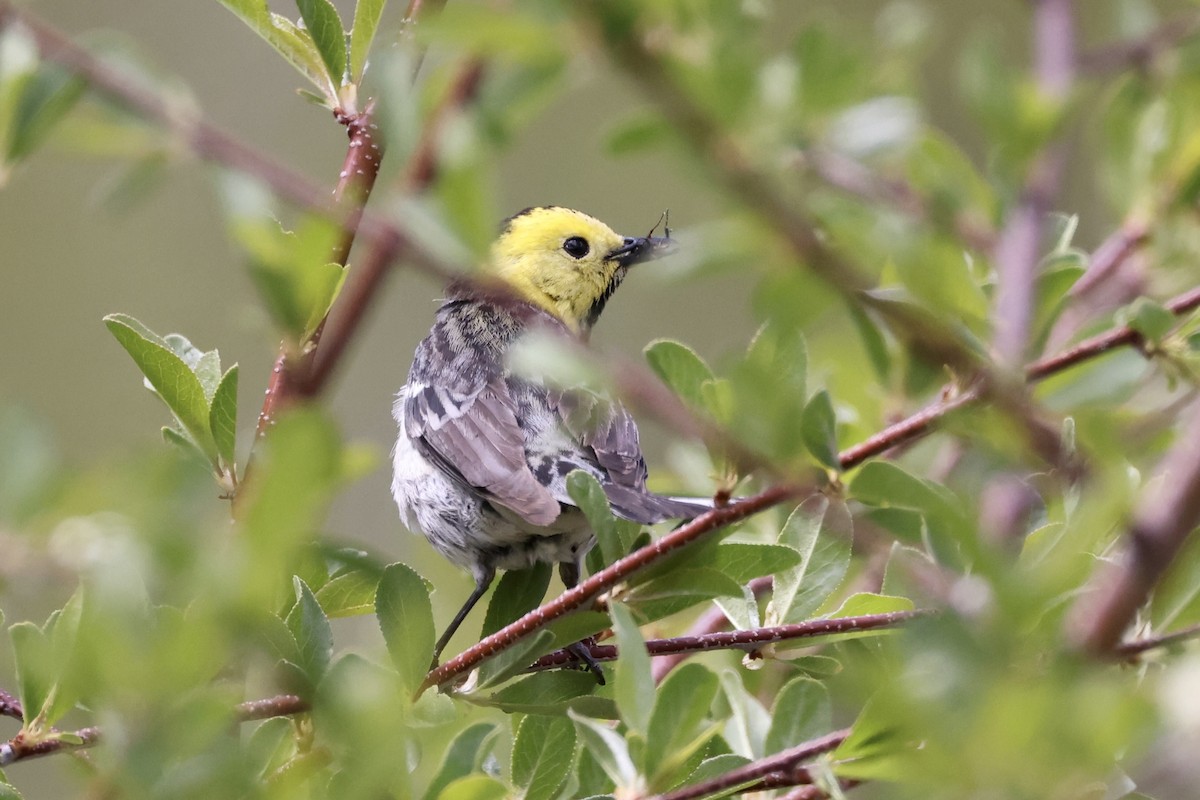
[549, 388, 709, 525]
[405, 378, 562, 527]
[549, 389, 648, 489]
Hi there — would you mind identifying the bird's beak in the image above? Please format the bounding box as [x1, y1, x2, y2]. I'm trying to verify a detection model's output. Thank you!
[605, 235, 678, 266]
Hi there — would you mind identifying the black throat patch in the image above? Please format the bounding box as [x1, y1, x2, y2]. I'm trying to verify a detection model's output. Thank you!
[584, 265, 629, 330]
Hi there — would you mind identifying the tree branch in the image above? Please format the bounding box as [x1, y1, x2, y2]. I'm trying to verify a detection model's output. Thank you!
[646, 728, 850, 800]
[528, 610, 930, 674]
[420, 482, 807, 692]
[1068, 399, 1200, 654]
[650, 576, 772, 683]
[1115, 622, 1200, 659]
[1079, 11, 1200, 76]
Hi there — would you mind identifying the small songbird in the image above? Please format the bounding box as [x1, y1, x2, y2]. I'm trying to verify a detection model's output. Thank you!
[391, 206, 708, 675]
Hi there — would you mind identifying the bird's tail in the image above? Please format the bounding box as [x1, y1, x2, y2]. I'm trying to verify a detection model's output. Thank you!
[602, 485, 713, 526]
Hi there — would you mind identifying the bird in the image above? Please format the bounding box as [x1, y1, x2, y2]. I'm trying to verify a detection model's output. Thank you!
[391, 206, 709, 679]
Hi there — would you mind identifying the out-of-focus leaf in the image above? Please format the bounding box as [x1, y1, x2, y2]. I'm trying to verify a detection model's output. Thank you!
[9, 622, 52, 734]
[611, 601, 652, 735]
[376, 562, 435, 697]
[801, 390, 839, 469]
[645, 339, 715, 410]
[1119, 297, 1176, 344]
[5, 66, 85, 165]
[422, 722, 500, 800]
[511, 715, 575, 800]
[434, 775, 509, 800]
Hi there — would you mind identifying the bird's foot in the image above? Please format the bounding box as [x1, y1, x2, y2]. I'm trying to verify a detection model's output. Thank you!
[565, 638, 606, 685]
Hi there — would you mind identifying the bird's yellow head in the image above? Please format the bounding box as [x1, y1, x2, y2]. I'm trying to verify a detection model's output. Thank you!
[488, 206, 676, 332]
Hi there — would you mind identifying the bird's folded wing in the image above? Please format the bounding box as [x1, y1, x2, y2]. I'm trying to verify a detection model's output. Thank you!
[550, 389, 648, 490]
[405, 380, 562, 527]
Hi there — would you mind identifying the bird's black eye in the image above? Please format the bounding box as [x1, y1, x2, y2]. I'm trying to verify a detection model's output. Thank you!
[563, 236, 590, 259]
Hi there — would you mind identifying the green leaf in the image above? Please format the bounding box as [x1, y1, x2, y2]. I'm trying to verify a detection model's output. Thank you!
[569, 710, 638, 790]
[474, 630, 555, 691]
[769, 497, 852, 624]
[846, 303, 891, 382]
[713, 543, 803, 585]
[567, 472, 625, 568]
[0, 779, 24, 800]
[9, 622, 51, 735]
[624, 568, 744, 623]
[314, 568, 378, 617]
[644, 663, 720, 786]
[801, 390, 839, 469]
[215, 0, 338, 101]
[104, 314, 216, 461]
[645, 339, 715, 410]
[483, 672, 612, 717]
[686, 754, 751, 786]
[209, 364, 239, 470]
[830, 592, 914, 617]
[512, 715, 576, 800]
[376, 562, 435, 696]
[1119, 296, 1176, 344]
[434, 775, 510, 800]
[422, 723, 499, 800]
[481, 563, 551, 639]
[765, 677, 831, 754]
[5, 66, 85, 165]
[719, 668, 771, 759]
[296, 0, 347, 86]
[610, 602, 652, 735]
[349, 0, 386, 82]
[285, 576, 333, 685]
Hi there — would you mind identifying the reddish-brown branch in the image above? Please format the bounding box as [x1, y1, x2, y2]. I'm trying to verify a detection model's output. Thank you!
[528, 610, 928, 674]
[0, 727, 101, 766]
[1068, 400, 1200, 654]
[299, 60, 486, 396]
[253, 101, 387, 441]
[778, 779, 862, 800]
[650, 576, 772, 683]
[647, 728, 850, 800]
[235, 693, 310, 721]
[0, 689, 20, 722]
[420, 482, 807, 692]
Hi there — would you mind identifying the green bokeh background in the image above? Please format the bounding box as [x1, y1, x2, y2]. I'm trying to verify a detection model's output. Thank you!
[1, 2, 1193, 795]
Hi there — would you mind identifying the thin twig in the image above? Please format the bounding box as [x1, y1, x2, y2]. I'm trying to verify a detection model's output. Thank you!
[299, 59, 486, 396]
[0, 727, 100, 766]
[992, 0, 1075, 367]
[650, 576, 772, 683]
[235, 693, 309, 721]
[647, 728, 850, 800]
[0, 690, 20, 722]
[1115, 622, 1200, 658]
[528, 610, 929, 673]
[1079, 11, 1200, 75]
[1068, 400, 1200, 654]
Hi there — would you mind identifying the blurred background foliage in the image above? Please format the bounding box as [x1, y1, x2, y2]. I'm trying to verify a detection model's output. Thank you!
[4, 0, 1200, 798]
